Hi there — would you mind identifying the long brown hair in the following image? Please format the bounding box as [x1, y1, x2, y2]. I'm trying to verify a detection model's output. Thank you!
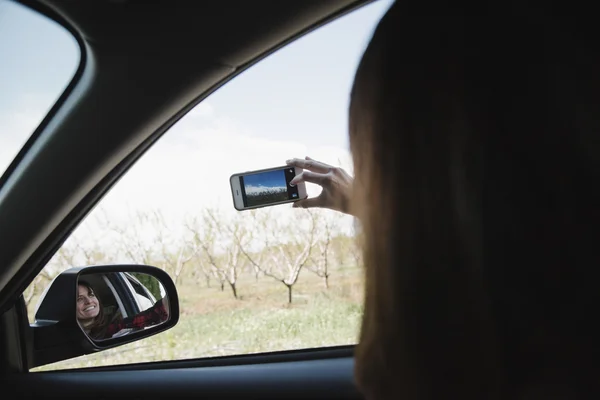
[77, 281, 108, 340]
[350, 3, 599, 399]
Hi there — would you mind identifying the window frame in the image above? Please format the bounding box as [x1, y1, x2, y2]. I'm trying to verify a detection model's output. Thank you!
[0, 0, 85, 190]
[2, 0, 383, 375]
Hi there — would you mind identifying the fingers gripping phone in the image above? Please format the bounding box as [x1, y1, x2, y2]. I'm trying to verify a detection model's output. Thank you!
[230, 165, 307, 211]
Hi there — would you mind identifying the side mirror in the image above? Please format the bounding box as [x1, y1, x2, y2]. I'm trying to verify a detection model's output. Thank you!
[30, 265, 179, 368]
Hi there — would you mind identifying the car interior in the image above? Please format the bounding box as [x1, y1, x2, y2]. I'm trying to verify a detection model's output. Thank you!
[126, 273, 157, 305]
[0, 0, 375, 398]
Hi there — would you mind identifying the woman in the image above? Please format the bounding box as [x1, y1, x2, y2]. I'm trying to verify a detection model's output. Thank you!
[77, 280, 169, 340]
[288, 2, 599, 399]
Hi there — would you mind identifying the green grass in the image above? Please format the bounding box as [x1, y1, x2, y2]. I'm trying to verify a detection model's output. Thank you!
[32, 265, 364, 371]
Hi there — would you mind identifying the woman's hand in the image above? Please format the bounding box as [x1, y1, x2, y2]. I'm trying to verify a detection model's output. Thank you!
[286, 156, 354, 215]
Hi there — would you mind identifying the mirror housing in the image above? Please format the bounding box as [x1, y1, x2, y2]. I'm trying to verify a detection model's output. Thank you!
[30, 265, 179, 368]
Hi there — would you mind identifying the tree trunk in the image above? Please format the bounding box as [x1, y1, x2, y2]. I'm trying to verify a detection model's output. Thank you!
[205, 275, 211, 288]
[229, 281, 238, 299]
[220, 282, 224, 292]
[286, 284, 292, 304]
[324, 274, 329, 289]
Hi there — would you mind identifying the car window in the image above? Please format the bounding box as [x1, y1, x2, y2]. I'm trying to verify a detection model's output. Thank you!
[125, 273, 156, 311]
[26, 0, 393, 371]
[0, 1, 79, 182]
[103, 275, 129, 318]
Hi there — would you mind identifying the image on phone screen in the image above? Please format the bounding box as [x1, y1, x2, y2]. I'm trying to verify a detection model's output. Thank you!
[230, 165, 307, 211]
[240, 167, 299, 208]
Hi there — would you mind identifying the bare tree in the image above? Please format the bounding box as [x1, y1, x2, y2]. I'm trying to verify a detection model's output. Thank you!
[348, 232, 363, 267]
[308, 212, 336, 289]
[72, 238, 113, 265]
[147, 210, 198, 284]
[239, 252, 262, 282]
[241, 209, 317, 303]
[330, 235, 348, 269]
[195, 256, 223, 289]
[185, 213, 227, 292]
[331, 231, 362, 269]
[189, 257, 213, 288]
[24, 269, 54, 308]
[107, 210, 158, 265]
[25, 208, 116, 312]
[54, 241, 79, 268]
[205, 209, 248, 299]
[179, 223, 216, 289]
[234, 210, 268, 283]
[186, 209, 249, 298]
[25, 243, 77, 313]
[73, 207, 118, 265]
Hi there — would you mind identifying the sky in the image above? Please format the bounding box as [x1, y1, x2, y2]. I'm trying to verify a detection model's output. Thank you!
[244, 170, 287, 191]
[0, 0, 393, 256]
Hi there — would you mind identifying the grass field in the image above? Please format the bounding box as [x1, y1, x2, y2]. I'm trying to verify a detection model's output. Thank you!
[32, 263, 364, 371]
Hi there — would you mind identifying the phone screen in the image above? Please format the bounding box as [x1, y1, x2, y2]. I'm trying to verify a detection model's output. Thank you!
[239, 167, 299, 208]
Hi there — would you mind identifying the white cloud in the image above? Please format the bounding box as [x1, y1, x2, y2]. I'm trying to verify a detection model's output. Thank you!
[2, 100, 357, 262]
[186, 102, 214, 118]
[76, 103, 356, 253]
[98, 106, 353, 219]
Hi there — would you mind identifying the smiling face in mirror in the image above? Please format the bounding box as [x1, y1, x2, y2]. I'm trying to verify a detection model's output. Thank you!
[76, 283, 101, 327]
[76, 272, 170, 342]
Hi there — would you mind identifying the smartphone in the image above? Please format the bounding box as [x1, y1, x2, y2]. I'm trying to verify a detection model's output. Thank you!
[230, 165, 307, 211]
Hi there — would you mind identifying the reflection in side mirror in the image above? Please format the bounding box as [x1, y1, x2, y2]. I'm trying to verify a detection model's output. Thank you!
[76, 272, 170, 343]
[31, 264, 179, 368]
